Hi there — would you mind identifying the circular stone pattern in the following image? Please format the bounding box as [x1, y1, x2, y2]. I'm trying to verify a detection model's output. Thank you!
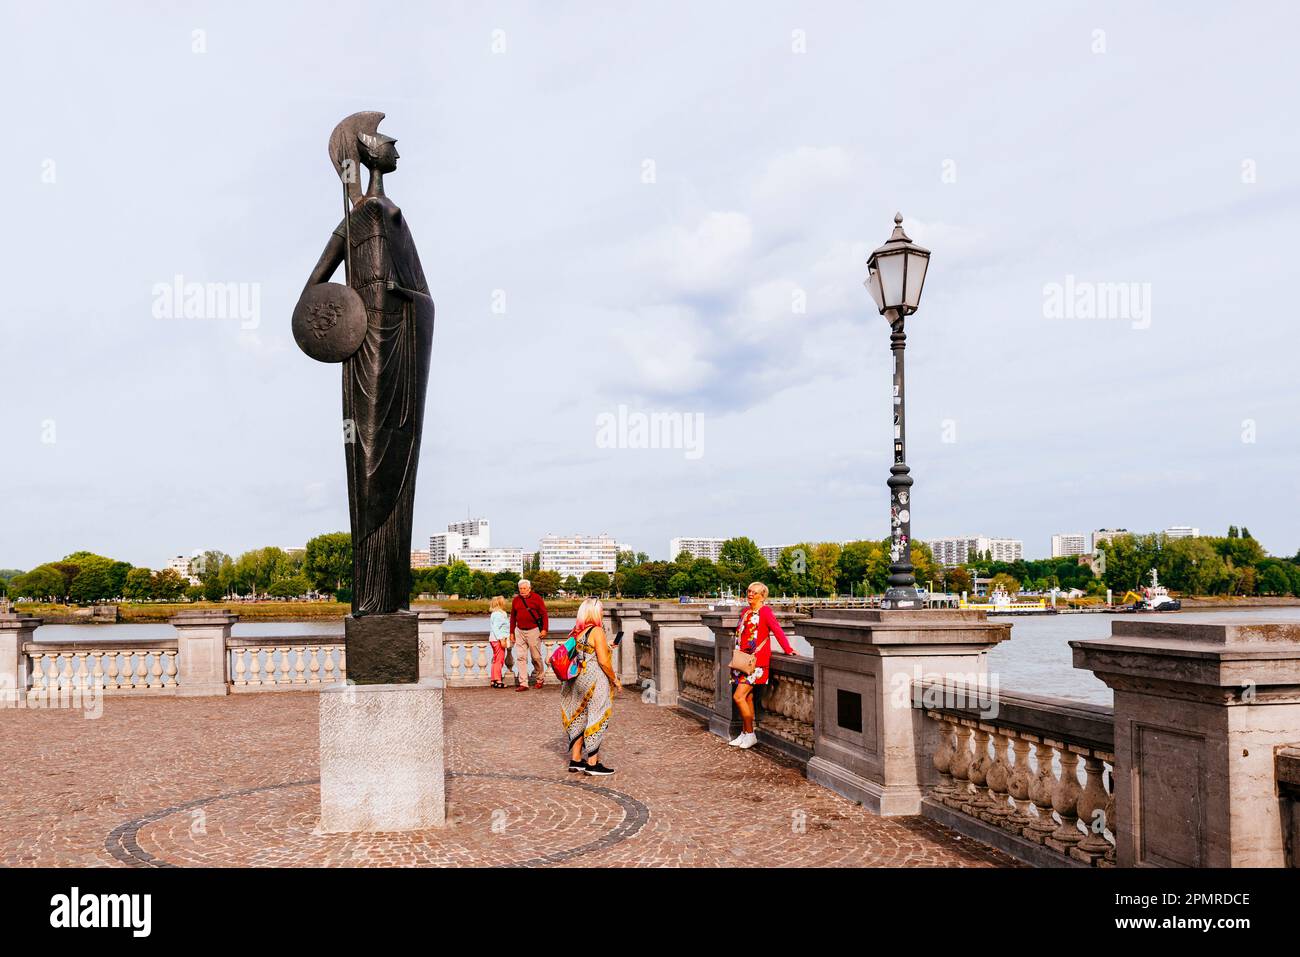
[105, 772, 648, 867]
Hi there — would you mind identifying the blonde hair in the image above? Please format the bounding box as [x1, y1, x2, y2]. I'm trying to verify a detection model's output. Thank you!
[574, 597, 604, 631]
[747, 581, 769, 601]
[489, 595, 507, 612]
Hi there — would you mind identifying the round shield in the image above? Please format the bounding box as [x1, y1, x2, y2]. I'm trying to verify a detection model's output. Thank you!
[292, 282, 367, 363]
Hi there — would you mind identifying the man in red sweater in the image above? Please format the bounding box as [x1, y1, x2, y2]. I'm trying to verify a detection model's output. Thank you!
[509, 578, 549, 691]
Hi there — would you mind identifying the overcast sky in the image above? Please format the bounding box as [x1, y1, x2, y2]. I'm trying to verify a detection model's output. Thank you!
[3, 1, 1298, 571]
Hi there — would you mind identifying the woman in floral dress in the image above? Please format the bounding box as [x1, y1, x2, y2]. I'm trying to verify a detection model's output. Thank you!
[730, 582, 795, 750]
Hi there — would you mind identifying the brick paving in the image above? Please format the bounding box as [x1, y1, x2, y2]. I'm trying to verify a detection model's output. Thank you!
[0, 686, 1017, 867]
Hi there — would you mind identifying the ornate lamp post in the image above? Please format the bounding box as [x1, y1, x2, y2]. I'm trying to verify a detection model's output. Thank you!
[865, 213, 931, 610]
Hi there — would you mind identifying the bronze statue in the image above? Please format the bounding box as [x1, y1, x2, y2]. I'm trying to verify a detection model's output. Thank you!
[297, 111, 434, 683]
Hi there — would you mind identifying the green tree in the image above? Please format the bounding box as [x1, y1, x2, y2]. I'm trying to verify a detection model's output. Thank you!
[688, 558, 720, 595]
[580, 571, 610, 594]
[809, 542, 842, 596]
[152, 568, 188, 601]
[444, 560, 472, 597]
[304, 532, 352, 594]
[123, 567, 154, 601]
[776, 544, 815, 596]
[667, 571, 690, 595]
[620, 566, 652, 598]
[11, 566, 65, 601]
[719, 537, 765, 574]
[530, 570, 561, 597]
[268, 575, 310, 598]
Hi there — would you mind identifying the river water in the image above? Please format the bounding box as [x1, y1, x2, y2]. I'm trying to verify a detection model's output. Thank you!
[29, 609, 1300, 707]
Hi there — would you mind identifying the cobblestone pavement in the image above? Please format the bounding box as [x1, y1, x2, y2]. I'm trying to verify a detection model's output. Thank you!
[0, 686, 1017, 867]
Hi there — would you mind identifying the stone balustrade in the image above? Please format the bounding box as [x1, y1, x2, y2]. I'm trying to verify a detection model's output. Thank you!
[918, 680, 1115, 867]
[228, 637, 345, 690]
[27, 641, 181, 694]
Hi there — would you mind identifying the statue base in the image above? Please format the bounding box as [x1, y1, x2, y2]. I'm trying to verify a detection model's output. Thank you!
[345, 611, 420, 684]
[318, 681, 445, 832]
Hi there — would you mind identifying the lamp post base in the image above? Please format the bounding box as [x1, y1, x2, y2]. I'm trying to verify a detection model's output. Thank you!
[881, 586, 924, 610]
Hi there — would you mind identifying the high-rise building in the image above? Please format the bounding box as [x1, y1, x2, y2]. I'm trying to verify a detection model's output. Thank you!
[1091, 528, 1129, 551]
[540, 534, 618, 578]
[459, 547, 524, 574]
[759, 544, 791, 567]
[1051, 533, 1087, 558]
[929, 536, 1023, 566]
[1164, 525, 1200, 540]
[410, 550, 432, 569]
[669, 537, 725, 562]
[447, 518, 490, 548]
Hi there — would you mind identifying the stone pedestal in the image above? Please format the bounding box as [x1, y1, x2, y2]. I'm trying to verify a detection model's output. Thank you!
[641, 608, 712, 707]
[345, 611, 419, 685]
[170, 611, 238, 697]
[0, 613, 42, 698]
[319, 681, 445, 832]
[608, 602, 652, 686]
[1073, 620, 1300, 867]
[417, 608, 448, 684]
[801, 608, 1011, 816]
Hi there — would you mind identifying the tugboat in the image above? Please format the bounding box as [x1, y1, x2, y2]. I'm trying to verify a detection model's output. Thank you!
[1132, 569, 1181, 611]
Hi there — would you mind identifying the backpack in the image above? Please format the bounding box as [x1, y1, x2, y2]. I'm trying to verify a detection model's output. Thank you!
[549, 625, 590, 682]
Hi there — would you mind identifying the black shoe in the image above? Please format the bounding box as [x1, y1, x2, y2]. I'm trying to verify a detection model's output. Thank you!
[583, 762, 615, 776]
[567, 759, 584, 773]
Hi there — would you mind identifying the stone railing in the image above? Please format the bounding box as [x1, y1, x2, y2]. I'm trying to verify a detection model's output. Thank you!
[633, 632, 652, 685]
[25, 640, 180, 694]
[228, 636, 345, 691]
[673, 637, 715, 722]
[917, 679, 1115, 868]
[442, 632, 570, 686]
[755, 654, 815, 760]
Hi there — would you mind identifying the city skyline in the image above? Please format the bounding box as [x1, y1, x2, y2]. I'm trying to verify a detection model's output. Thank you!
[6, 5, 1300, 571]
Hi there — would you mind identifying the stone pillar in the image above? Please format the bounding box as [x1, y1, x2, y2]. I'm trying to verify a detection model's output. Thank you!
[641, 607, 712, 707]
[801, 608, 1011, 816]
[319, 681, 445, 832]
[0, 612, 42, 699]
[608, 602, 652, 686]
[417, 608, 448, 685]
[1073, 620, 1300, 867]
[170, 611, 238, 697]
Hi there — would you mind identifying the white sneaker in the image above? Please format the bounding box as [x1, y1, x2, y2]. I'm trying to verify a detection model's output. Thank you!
[738, 732, 757, 749]
[727, 733, 745, 746]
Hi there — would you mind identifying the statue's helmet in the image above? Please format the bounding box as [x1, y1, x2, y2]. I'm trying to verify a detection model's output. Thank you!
[329, 111, 387, 207]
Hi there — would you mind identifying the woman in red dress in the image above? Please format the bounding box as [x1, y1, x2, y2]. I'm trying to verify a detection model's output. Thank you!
[730, 581, 794, 749]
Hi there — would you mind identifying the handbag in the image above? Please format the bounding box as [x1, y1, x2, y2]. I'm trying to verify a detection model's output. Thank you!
[729, 637, 768, 676]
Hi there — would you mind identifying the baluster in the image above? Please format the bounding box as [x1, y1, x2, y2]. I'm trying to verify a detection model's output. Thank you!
[1007, 734, 1035, 827]
[1049, 744, 1084, 845]
[447, 644, 463, 679]
[1103, 760, 1116, 864]
[968, 726, 993, 809]
[249, 647, 263, 686]
[106, 652, 120, 690]
[930, 713, 956, 797]
[308, 646, 322, 684]
[73, 652, 89, 690]
[1026, 739, 1058, 838]
[164, 651, 178, 688]
[91, 651, 104, 691]
[293, 646, 307, 684]
[29, 653, 46, 695]
[234, 648, 247, 686]
[60, 652, 74, 691]
[985, 727, 1013, 818]
[1076, 752, 1112, 855]
[134, 653, 148, 690]
[150, 651, 163, 689]
[337, 646, 346, 681]
[475, 642, 489, 680]
[947, 720, 974, 807]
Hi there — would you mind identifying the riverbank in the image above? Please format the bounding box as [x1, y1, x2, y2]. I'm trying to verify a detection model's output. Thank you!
[15, 598, 584, 623]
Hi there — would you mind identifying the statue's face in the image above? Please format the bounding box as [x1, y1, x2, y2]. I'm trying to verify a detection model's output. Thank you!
[372, 139, 399, 174]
